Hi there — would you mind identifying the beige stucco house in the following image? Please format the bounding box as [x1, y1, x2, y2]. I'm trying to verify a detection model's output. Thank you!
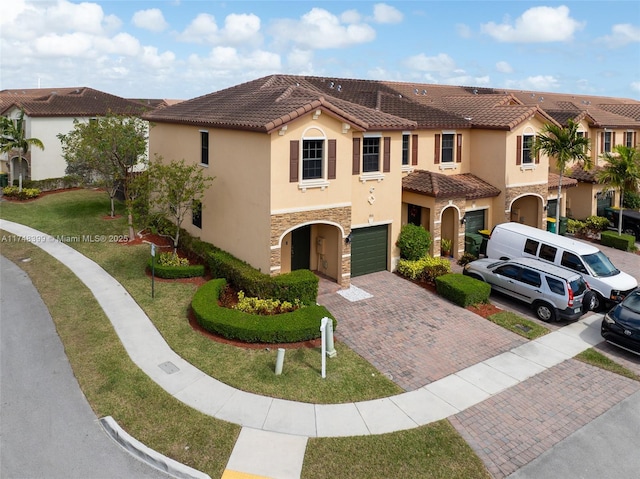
[144, 75, 640, 287]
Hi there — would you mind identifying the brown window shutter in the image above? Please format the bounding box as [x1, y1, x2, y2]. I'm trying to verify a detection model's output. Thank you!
[434, 134, 440, 164]
[290, 140, 299, 182]
[612, 132, 616, 147]
[600, 132, 604, 153]
[411, 134, 418, 165]
[535, 136, 540, 164]
[635, 132, 638, 146]
[352, 138, 360, 175]
[383, 137, 391, 172]
[516, 135, 522, 165]
[328, 139, 336, 179]
[456, 134, 462, 163]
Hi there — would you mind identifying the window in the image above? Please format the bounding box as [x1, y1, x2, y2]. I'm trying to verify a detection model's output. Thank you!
[200, 131, 209, 165]
[603, 131, 612, 153]
[363, 137, 380, 172]
[441, 133, 454, 163]
[538, 244, 557, 262]
[524, 239, 539, 255]
[561, 252, 587, 273]
[522, 134, 534, 164]
[402, 134, 410, 166]
[192, 200, 202, 228]
[495, 264, 520, 280]
[625, 132, 634, 148]
[520, 268, 541, 287]
[302, 139, 323, 180]
[546, 277, 565, 296]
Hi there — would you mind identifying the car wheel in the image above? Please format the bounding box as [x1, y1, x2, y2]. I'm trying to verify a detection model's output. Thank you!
[467, 273, 483, 281]
[533, 301, 557, 322]
[591, 292, 605, 312]
[583, 291, 597, 313]
[623, 227, 637, 238]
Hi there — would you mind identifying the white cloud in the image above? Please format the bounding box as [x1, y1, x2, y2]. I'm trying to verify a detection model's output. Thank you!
[506, 75, 560, 91]
[631, 81, 640, 94]
[496, 61, 513, 73]
[481, 6, 584, 43]
[597, 24, 640, 48]
[340, 9, 361, 24]
[177, 12, 262, 46]
[33, 32, 94, 58]
[132, 8, 168, 33]
[287, 49, 314, 72]
[456, 23, 472, 39]
[193, 46, 281, 72]
[140, 46, 175, 69]
[372, 3, 403, 24]
[95, 33, 141, 56]
[405, 53, 457, 74]
[270, 8, 376, 50]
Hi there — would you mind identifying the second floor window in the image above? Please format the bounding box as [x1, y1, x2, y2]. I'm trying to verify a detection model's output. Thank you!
[441, 133, 454, 163]
[625, 132, 633, 148]
[363, 137, 380, 172]
[522, 134, 534, 164]
[603, 131, 612, 153]
[402, 134, 410, 165]
[302, 139, 323, 180]
[201, 131, 209, 165]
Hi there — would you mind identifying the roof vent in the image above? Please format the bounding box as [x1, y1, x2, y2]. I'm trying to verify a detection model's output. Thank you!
[539, 96, 544, 102]
[422, 89, 427, 95]
[337, 85, 342, 92]
[531, 93, 536, 98]
[329, 81, 334, 89]
[414, 88, 419, 95]
[473, 89, 478, 94]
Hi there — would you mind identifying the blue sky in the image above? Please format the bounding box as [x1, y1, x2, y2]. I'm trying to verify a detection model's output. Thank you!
[1, 1, 639, 101]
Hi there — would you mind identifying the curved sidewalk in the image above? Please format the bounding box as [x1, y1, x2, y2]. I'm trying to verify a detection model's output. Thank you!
[0, 219, 606, 439]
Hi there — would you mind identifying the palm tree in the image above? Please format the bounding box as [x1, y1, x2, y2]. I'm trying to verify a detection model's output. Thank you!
[532, 119, 591, 234]
[596, 145, 640, 235]
[0, 108, 45, 190]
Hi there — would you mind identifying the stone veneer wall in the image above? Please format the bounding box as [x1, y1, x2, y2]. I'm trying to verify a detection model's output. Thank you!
[270, 206, 352, 287]
[504, 183, 549, 224]
[433, 197, 466, 256]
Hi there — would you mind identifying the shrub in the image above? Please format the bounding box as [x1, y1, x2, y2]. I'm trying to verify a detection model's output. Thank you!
[585, 215, 610, 235]
[2, 186, 41, 200]
[396, 224, 431, 261]
[600, 231, 635, 251]
[396, 256, 451, 282]
[234, 291, 303, 315]
[191, 279, 335, 343]
[567, 218, 587, 235]
[148, 253, 204, 279]
[157, 252, 190, 267]
[624, 190, 640, 210]
[435, 273, 491, 307]
[456, 252, 477, 267]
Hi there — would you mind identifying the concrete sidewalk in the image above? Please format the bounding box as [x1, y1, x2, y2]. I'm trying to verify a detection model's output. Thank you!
[0, 219, 619, 479]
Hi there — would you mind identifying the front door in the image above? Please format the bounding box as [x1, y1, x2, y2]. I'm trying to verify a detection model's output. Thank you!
[291, 225, 311, 271]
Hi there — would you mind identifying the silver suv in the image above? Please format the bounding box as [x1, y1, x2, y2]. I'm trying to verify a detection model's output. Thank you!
[463, 257, 595, 322]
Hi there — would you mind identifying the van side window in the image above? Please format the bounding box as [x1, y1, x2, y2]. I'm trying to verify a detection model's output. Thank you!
[520, 268, 542, 287]
[561, 252, 587, 273]
[524, 239, 539, 255]
[539, 244, 557, 262]
[546, 277, 565, 296]
[495, 264, 520, 279]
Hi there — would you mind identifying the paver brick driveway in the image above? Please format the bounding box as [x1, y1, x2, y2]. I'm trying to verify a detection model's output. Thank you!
[317, 271, 527, 391]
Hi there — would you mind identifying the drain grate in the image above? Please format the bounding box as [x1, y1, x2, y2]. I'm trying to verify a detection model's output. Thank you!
[515, 324, 532, 333]
[158, 361, 180, 374]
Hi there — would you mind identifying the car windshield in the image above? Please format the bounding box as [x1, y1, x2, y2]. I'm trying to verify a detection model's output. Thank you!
[622, 291, 640, 314]
[581, 252, 619, 277]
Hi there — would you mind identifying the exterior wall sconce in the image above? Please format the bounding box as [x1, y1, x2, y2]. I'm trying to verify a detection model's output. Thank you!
[344, 233, 352, 244]
[543, 203, 548, 211]
[460, 215, 467, 225]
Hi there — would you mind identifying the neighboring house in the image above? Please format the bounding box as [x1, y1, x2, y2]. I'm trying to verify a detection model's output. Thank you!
[0, 87, 151, 185]
[143, 75, 640, 287]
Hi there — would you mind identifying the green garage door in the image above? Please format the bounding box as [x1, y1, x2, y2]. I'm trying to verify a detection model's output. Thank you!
[351, 225, 388, 277]
[465, 209, 485, 234]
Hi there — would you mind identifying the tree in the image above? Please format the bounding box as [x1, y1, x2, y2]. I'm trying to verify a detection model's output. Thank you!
[531, 119, 591, 234]
[596, 145, 640, 235]
[147, 156, 214, 253]
[0, 108, 45, 190]
[58, 114, 148, 239]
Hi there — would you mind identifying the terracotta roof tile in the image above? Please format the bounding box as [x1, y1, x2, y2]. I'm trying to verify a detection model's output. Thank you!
[0, 87, 148, 116]
[402, 170, 501, 199]
[567, 164, 602, 183]
[548, 172, 579, 189]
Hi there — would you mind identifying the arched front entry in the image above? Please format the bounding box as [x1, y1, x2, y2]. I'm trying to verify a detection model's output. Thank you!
[440, 205, 463, 258]
[280, 222, 344, 283]
[10, 156, 30, 184]
[510, 195, 544, 228]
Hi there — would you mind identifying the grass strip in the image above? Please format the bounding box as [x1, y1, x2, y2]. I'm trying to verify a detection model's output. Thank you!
[576, 348, 640, 381]
[486, 311, 549, 340]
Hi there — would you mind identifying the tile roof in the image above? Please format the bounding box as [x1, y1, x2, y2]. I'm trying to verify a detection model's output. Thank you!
[0, 87, 148, 117]
[402, 170, 501, 199]
[548, 172, 579, 189]
[566, 164, 602, 184]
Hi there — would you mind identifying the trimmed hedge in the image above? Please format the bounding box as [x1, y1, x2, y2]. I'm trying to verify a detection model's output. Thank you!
[435, 273, 491, 307]
[601, 231, 636, 251]
[191, 279, 336, 343]
[148, 258, 205, 279]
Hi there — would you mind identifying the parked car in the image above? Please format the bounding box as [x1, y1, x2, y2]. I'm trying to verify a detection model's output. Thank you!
[604, 207, 640, 241]
[485, 222, 637, 310]
[463, 257, 595, 322]
[601, 287, 640, 355]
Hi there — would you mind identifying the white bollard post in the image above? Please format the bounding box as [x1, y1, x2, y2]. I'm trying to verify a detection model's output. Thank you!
[320, 317, 328, 378]
[275, 348, 285, 375]
[326, 318, 337, 358]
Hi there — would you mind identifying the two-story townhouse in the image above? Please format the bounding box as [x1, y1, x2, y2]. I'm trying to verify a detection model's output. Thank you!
[144, 78, 417, 286]
[144, 74, 640, 287]
[0, 87, 149, 185]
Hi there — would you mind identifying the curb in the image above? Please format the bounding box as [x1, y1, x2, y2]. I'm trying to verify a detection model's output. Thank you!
[99, 416, 211, 479]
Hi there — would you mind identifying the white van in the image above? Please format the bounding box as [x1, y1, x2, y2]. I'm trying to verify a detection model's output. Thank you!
[486, 222, 637, 310]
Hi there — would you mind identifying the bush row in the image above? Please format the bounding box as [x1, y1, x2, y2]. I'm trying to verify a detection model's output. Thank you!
[148, 258, 205, 279]
[11, 175, 83, 192]
[396, 256, 451, 282]
[191, 279, 335, 343]
[435, 273, 491, 307]
[600, 231, 636, 251]
[2, 186, 41, 200]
